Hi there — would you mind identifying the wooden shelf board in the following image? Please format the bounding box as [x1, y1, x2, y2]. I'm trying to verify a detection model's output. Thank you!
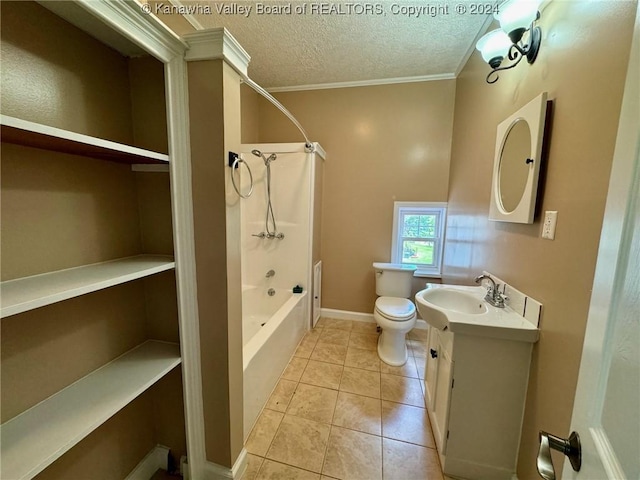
[1, 255, 175, 318]
[1, 115, 169, 165]
[0, 340, 181, 480]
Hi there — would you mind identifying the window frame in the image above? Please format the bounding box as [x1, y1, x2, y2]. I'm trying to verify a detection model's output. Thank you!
[391, 201, 447, 277]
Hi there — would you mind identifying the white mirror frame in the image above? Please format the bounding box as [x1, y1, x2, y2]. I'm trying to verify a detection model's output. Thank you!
[489, 92, 549, 223]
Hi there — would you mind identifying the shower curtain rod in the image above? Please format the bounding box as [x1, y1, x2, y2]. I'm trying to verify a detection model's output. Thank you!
[241, 75, 315, 153]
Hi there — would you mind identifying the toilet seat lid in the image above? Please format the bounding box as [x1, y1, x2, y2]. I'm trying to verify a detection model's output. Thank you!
[375, 297, 416, 321]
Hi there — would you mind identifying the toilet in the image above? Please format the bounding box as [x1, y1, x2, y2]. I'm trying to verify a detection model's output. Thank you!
[373, 262, 417, 366]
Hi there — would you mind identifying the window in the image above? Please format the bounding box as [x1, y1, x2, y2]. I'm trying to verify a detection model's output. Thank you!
[391, 202, 447, 277]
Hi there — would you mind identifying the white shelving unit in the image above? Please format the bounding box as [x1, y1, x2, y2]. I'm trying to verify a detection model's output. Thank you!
[1, 3, 193, 476]
[1, 255, 175, 318]
[0, 115, 169, 165]
[0, 340, 181, 480]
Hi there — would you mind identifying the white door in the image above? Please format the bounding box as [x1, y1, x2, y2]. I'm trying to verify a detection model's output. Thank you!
[560, 5, 639, 479]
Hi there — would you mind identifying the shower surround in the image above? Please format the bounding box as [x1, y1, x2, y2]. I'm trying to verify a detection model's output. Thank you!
[239, 142, 325, 438]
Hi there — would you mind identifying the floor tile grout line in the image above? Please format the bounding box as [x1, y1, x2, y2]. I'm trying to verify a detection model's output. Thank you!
[246, 319, 435, 479]
[321, 367, 346, 479]
[258, 330, 311, 464]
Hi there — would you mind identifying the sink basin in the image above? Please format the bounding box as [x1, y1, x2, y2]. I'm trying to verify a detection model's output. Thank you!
[415, 286, 487, 330]
[415, 284, 539, 343]
[419, 288, 487, 315]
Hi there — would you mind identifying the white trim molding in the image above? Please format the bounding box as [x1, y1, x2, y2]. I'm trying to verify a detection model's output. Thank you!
[321, 308, 375, 323]
[183, 28, 251, 75]
[321, 308, 428, 330]
[125, 445, 169, 480]
[76, 0, 187, 61]
[165, 55, 209, 480]
[75, 3, 210, 479]
[202, 449, 248, 479]
[267, 73, 456, 93]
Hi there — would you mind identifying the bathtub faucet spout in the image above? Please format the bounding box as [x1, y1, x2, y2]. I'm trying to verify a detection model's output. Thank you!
[266, 269, 276, 278]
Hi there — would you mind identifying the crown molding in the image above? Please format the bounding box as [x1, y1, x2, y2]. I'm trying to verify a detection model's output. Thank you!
[183, 28, 251, 75]
[76, 0, 188, 61]
[266, 73, 456, 93]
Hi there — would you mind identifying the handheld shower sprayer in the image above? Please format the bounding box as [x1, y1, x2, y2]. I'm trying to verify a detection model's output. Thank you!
[251, 149, 276, 166]
[250, 149, 280, 239]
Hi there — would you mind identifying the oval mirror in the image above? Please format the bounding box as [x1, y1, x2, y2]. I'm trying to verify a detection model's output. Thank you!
[489, 92, 548, 224]
[498, 119, 532, 213]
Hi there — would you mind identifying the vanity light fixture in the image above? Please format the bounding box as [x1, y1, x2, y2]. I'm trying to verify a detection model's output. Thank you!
[476, 0, 543, 84]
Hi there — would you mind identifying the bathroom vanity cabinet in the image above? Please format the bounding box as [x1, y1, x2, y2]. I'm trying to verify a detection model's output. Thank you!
[0, 3, 188, 478]
[424, 327, 534, 480]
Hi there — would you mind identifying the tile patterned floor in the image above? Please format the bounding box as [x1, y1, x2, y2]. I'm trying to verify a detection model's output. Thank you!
[242, 318, 446, 480]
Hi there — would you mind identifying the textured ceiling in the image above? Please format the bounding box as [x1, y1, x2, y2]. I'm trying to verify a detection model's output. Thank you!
[170, 1, 493, 89]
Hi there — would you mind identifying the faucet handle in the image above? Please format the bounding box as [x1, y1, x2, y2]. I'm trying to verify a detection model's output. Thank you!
[492, 291, 506, 308]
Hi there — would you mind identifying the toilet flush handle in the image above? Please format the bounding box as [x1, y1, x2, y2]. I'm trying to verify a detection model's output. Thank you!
[376, 270, 383, 276]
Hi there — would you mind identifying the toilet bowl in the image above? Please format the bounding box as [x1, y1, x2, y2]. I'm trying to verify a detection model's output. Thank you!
[374, 297, 417, 366]
[373, 263, 417, 366]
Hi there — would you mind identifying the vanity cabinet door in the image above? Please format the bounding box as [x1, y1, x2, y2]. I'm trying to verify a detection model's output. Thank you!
[425, 328, 454, 454]
[432, 342, 453, 454]
[424, 327, 439, 409]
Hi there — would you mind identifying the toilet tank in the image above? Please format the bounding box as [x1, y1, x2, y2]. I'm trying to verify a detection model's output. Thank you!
[373, 262, 417, 298]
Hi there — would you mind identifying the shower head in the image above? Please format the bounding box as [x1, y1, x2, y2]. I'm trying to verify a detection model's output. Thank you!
[251, 149, 277, 165]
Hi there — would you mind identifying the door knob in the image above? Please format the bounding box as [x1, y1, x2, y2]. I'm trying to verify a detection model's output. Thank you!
[537, 431, 581, 480]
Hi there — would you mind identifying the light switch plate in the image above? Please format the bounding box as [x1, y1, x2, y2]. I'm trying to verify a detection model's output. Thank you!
[542, 211, 558, 240]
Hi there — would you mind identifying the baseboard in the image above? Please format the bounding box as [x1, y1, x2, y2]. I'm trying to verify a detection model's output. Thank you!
[202, 448, 248, 479]
[125, 445, 169, 480]
[443, 455, 516, 480]
[321, 308, 374, 323]
[320, 308, 428, 330]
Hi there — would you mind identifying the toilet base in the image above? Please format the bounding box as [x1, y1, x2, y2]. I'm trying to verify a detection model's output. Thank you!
[377, 328, 409, 366]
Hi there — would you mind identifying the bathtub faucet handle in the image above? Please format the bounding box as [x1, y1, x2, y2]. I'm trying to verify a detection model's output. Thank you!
[276, 233, 285, 239]
[252, 232, 267, 238]
[266, 270, 276, 278]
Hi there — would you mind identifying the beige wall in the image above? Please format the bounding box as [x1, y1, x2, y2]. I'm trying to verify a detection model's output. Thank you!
[129, 56, 169, 153]
[444, 2, 637, 478]
[187, 59, 244, 468]
[0, 1, 133, 144]
[257, 81, 456, 313]
[241, 83, 262, 143]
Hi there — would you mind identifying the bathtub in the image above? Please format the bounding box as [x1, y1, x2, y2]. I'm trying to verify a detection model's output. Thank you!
[242, 286, 308, 439]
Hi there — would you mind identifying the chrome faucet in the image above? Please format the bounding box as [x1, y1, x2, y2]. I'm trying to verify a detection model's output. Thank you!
[474, 274, 505, 308]
[266, 269, 275, 278]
